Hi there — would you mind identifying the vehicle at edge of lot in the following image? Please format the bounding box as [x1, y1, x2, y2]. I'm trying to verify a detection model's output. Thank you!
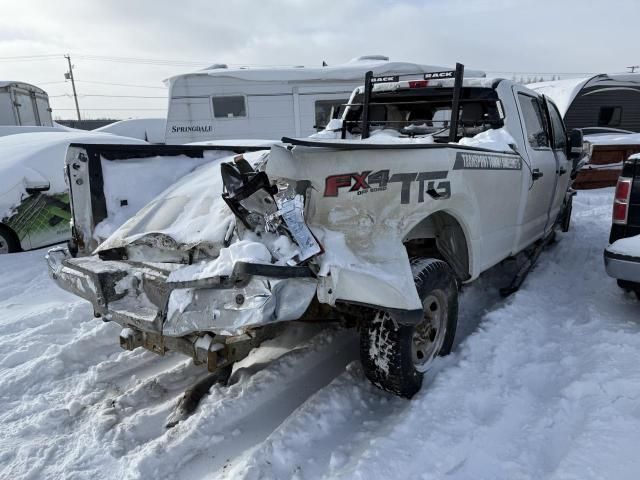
[604, 153, 640, 298]
[0, 131, 147, 254]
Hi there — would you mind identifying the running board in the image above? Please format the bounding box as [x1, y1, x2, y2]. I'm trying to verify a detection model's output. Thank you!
[499, 230, 556, 297]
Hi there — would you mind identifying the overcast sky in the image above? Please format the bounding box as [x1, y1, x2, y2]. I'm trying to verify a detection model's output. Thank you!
[1, 0, 638, 120]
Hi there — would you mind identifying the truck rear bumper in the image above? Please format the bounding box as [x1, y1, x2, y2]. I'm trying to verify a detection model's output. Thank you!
[604, 248, 640, 283]
[45, 247, 318, 338]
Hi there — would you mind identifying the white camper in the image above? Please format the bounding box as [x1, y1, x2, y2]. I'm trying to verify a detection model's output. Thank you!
[164, 55, 485, 144]
[0, 81, 53, 127]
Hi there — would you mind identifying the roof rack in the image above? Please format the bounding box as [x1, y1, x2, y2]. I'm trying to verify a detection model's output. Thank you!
[360, 63, 465, 143]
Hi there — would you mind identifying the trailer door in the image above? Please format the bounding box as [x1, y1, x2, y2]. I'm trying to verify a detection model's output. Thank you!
[35, 94, 53, 126]
[13, 88, 37, 126]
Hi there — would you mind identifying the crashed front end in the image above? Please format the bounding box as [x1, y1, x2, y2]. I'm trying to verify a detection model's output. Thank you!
[47, 248, 317, 370]
[47, 145, 324, 370]
[49, 140, 426, 369]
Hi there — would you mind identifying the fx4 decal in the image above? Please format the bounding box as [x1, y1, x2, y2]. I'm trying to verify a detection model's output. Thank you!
[324, 170, 451, 204]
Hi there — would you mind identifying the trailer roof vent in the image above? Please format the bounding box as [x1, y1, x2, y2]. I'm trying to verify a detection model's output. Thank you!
[350, 55, 389, 63]
[206, 63, 228, 70]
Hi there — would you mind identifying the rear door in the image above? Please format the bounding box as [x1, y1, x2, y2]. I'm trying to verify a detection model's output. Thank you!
[543, 96, 572, 225]
[513, 87, 557, 243]
[35, 94, 53, 126]
[13, 88, 37, 126]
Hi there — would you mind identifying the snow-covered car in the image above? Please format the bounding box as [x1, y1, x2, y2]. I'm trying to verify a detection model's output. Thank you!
[47, 66, 583, 398]
[0, 131, 146, 254]
[605, 153, 640, 298]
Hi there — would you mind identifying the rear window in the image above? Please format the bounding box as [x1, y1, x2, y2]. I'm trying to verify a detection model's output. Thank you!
[342, 87, 503, 141]
[315, 99, 347, 130]
[212, 96, 246, 118]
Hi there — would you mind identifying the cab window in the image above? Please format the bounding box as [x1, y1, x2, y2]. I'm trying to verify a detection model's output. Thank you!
[518, 93, 550, 149]
[547, 101, 567, 150]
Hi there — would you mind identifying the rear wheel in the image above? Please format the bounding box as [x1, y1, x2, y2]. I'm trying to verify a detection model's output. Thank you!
[617, 279, 640, 300]
[0, 225, 20, 254]
[561, 195, 573, 233]
[360, 258, 458, 398]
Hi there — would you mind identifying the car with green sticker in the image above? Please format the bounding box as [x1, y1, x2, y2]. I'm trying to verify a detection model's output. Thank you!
[0, 131, 146, 253]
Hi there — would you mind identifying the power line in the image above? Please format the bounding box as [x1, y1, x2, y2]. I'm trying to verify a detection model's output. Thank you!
[54, 108, 167, 111]
[50, 93, 166, 99]
[75, 79, 166, 89]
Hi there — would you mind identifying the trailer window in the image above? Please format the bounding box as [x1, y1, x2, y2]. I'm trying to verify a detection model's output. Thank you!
[518, 94, 550, 149]
[315, 99, 347, 130]
[212, 96, 246, 118]
[598, 106, 622, 127]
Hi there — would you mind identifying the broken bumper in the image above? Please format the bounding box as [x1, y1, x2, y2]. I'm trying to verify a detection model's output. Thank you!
[46, 247, 317, 339]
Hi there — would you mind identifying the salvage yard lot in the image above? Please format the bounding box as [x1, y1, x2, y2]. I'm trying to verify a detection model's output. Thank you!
[1, 187, 639, 480]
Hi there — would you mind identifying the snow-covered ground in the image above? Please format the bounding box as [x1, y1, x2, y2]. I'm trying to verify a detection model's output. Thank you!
[2, 188, 640, 480]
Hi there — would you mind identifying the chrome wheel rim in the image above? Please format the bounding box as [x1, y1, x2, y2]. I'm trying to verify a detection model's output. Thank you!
[412, 291, 447, 372]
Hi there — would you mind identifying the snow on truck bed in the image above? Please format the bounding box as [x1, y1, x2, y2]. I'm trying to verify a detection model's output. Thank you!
[2, 188, 640, 479]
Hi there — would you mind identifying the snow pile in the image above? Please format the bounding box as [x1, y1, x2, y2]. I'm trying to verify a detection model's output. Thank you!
[94, 118, 167, 144]
[310, 123, 514, 151]
[458, 127, 516, 152]
[96, 151, 268, 252]
[5, 189, 640, 479]
[608, 234, 640, 257]
[365, 128, 435, 144]
[94, 152, 228, 241]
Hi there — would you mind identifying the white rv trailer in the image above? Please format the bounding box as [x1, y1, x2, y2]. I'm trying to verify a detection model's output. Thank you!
[0, 81, 53, 127]
[164, 55, 485, 144]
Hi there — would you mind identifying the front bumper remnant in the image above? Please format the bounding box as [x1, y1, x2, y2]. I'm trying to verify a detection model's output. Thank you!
[46, 247, 317, 368]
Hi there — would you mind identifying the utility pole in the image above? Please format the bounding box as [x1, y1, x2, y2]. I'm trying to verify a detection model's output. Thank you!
[64, 54, 81, 121]
[627, 65, 639, 73]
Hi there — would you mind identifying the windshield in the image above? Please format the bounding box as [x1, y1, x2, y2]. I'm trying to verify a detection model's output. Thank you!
[342, 87, 503, 142]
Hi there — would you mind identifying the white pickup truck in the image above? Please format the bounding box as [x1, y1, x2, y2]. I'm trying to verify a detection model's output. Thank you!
[47, 65, 583, 398]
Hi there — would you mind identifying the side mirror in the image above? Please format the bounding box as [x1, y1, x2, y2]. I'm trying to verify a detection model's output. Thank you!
[567, 129, 583, 160]
[24, 179, 51, 195]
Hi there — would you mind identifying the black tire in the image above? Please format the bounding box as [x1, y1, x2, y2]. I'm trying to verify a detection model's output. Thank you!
[561, 196, 573, 233]
[360, 258, 458, 398]
[617, 279, 640, 300]
[0, 225, 20, 254]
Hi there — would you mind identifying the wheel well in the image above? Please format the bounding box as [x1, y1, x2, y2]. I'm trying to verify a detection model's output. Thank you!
[403, 211, 471, 281]
[0, 223, 22, 251]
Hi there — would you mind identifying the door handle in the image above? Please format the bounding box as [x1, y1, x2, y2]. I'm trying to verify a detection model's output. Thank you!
[558, 167, 567, 176]
[532, 169, 544, 181]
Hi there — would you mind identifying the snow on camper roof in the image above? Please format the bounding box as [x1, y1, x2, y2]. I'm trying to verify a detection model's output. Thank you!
[528, 77, 591, 116]
[166, 56, 486, 85]
[0, 81, 48, 94]
[529, 73, 640, 116]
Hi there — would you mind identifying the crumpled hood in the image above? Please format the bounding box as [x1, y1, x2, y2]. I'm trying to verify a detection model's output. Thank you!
[96, 151, 268, 258]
